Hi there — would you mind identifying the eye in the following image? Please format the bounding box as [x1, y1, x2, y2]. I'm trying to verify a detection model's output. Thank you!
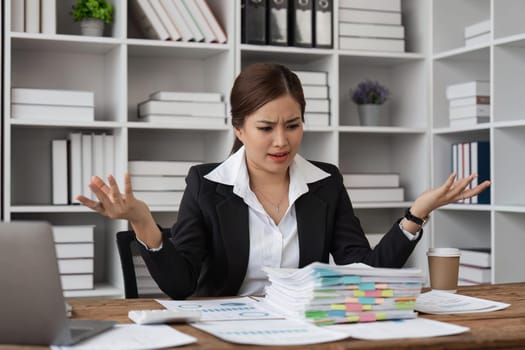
[257, 126, 273, 132]
[287, 123, 301, 129]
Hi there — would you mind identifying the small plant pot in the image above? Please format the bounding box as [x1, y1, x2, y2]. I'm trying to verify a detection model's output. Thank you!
[357, 104, 383, 126]
[80, 19, 104, 36]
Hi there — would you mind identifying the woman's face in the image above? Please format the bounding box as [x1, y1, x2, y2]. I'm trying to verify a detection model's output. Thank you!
[234, 94, 303, 177]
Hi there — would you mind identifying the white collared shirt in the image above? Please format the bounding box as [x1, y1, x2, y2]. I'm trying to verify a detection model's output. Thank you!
[204, 146, 330, 296]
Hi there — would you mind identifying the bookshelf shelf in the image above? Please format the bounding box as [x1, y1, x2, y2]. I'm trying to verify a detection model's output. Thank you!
[10, 205, 94, 213]
[11, 120, 123, 128]
[338, 126, 426, 134]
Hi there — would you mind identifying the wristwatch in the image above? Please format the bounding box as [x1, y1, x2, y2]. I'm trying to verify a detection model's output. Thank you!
[404, 208, 429, 226]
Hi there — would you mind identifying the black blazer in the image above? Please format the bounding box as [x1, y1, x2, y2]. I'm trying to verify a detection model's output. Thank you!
[139, 161, 422, 299]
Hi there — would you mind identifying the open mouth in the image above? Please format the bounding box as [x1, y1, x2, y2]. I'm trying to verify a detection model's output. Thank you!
[268, 152, 289, 162]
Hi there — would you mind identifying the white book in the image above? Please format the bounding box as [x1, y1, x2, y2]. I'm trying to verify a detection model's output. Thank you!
[449, 116, 489, 128]
[342, 173, 400, 188]
[52, 139, 68, 205]
[160, 0, 194, 41]
[52, 225, 95, 243]
[293, 71, 328, 86]
[459, 265, 491, 284]
[347, 187, 404, 202]
[60, 274, 94, 290]
[55, 242, 95, 259]
[130, 0, 169, 40]
[81, 134, 93, 198]
[452, 143, 458, 182]
[92, 134, 104, 178]
[150, 91, 223, 102]
[128, 160, 201, 176]
[339, 23, 405, 39]
[69, 133, 82, 203]
[140, 114, 226, 126]
[449, 104, 490, 119]
[41, 0, 57, 34]
[104, 134, 115, 178]
[446, 81, 490, 99]
[194, 0, 227, 43]
[173, 0, 204, 42]
[11, 0, 25, 32]
[304, 113, 330, 127]
[25, 0, 40, 33]
[134, 191, 184, 206]
[139, 100, 226, 117]
[338, 9, 401, 25]
[465, 19, 491, 38]
[462, 142, 470, 202]
[449, 96, 490, 108]
[149, 0, 182, 41]
[11, 104, 95, 122]
[12, 88, 94, 106]
[303, 85, 328, 99]
[339, 37, 405, 52]
[339, 0, 401, 12]
[305, 99, 330, 113]
[181, 0, 216, 42]
[465, 32, 491, 47]
[459, 248, 491, 268]
[131, 175, 186, 191]
[470, 141, 479, 204]
[58, 259, 94, 274]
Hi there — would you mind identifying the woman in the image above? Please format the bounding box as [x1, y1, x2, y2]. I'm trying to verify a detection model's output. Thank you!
[77, 63, 490, 299]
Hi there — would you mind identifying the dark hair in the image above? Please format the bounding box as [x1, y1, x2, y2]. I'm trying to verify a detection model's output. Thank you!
[230, 63, 305, 154]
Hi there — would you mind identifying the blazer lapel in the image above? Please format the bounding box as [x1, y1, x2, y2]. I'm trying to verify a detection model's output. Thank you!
[215, 184, 250, 295]
[296, 187, 328, 267]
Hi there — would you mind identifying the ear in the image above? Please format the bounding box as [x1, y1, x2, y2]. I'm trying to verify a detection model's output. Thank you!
[233, 126, 244, 143]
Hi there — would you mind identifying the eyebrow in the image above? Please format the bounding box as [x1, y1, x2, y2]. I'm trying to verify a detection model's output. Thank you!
[256, 117, 302, 125]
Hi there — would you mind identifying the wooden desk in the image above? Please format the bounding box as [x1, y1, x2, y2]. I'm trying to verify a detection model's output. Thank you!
[2, 282, 525, 349]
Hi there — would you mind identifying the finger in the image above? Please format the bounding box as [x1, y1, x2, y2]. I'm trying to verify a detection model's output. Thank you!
[107, 175, 124, 204]
[88, 182, 112, 210]
[124, 172, 135, 198]
[76, 195, 104, 212]
[91, 176, 111, 196]
[464, 180, 491, 198]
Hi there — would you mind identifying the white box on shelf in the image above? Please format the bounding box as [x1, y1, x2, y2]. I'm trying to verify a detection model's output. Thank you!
[346, 188, 404, 202]
[52, 225, 95, 243]
[459, 248, 491, 268]
[339, 0, 401, 12]
[58, 258, 94, 274]
[12, 88, 94, 106]
[302, 85, 329, 99]
[305, 99, 330, 113]
[449, 104, 490, 119]
[52, 139, 68, 205]
[11, 104, 95, 122]
[459, 265, 491, 284]
[338, 9, 401, 25]
[55, 242, 95, 259]
[139, 100, 226, 117]
[339, 23, 405, 39]
[140, 115, 226, 126]
[449, 116, 490, 128]
[342, 173, 400, 188]
[446, 81, 490, 99]
[449, 96, 490, 108]
[128, 160, 202, 176]
[304, 113, 330, 127]
[134, 191, 184, 206]
[464, 19, 491, 39]
[150, 91, 223, 102]
[339, 37, 405, 52]
[60, 274, 94, 290]
[293, 71, 328, 86]
[131, 175, 186, 191]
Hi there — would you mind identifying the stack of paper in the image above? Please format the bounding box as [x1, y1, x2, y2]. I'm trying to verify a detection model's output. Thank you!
[262, 262, 424, 326]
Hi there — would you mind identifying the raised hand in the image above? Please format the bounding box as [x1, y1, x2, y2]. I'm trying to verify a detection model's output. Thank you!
[410, 173, 491, 219]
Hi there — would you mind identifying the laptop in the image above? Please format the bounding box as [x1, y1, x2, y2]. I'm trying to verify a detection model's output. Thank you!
[0, 221, 115, 346]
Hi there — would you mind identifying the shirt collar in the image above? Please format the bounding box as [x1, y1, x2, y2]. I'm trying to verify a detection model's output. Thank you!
[204, 146, 331, 199]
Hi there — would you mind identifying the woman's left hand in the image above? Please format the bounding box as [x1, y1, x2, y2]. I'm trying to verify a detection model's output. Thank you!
[409, 173, 491, 219]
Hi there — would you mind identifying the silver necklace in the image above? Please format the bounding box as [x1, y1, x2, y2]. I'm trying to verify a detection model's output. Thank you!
[253, 188, 287, 214]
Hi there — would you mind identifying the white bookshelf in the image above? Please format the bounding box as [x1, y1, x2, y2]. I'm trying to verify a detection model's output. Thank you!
[431, 0, 525, 284]
[2, 0, 442, 298]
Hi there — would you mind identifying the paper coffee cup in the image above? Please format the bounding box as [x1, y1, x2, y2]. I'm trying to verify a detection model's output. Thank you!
[427, 248, 461, 293]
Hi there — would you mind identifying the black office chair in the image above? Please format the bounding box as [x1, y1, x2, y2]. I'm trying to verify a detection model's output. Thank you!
[116, 228, 171, 298]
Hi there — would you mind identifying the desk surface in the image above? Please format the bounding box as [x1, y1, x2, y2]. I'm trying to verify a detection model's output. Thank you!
[2, 282, 525, 349]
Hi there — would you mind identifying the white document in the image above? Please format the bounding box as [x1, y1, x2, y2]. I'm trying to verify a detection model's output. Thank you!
[415, 290, 510, 314]
[52, 324, 196, 350]
[329, 318, 470, 340]
[157, 297, 285, 321]
[191, 318, 348, 346]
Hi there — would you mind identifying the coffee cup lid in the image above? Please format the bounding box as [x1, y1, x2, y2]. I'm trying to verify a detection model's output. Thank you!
[427, 247, 461, 257]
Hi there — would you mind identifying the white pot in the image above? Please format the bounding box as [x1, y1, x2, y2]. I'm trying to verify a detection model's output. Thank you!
[80, 19, 104, 36]
[357, 104, 384, 126]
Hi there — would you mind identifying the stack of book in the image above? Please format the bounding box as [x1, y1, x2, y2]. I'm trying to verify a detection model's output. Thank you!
[51, 133, 114, 205]
[294, 71, 330, 127]
[451, 141, 490, 204]
[338, 0, 405, 52]
[464, 19, 491, 47]
[130, 0, 226, 43]
[11, 0, 56, 34]
[133, 255, 164, 296]
[241, 0, 333, 48]
[263, 262, 424, 325]
[138, 91, 227, 126]
[53, 225, 95, 291]
[11, 88, 94, 123]
[128, 160, 202, 206]
[459, 248, 491, 285]
[446, 81, 490, 128]
[344, 173, 404, 203]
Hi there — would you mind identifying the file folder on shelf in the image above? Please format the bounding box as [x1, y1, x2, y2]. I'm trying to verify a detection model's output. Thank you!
[290, 0, 313, 47]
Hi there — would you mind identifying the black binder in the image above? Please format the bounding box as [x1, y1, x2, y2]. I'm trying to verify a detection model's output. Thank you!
[289, 0, 313, 47]
[242, 0, 267, 45]
[267, 0, 288, 46]
[313, 0, 333, 48]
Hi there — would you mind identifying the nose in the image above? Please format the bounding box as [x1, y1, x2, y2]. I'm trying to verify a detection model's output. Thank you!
[273, 125, 288, 147]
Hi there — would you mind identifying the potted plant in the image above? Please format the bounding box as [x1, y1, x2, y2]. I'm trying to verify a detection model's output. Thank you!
[71, 0, 114, 37]
[350, 80, 390, 126]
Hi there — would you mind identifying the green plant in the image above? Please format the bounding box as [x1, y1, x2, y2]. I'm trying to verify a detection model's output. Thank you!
[71, 0, 114, 24]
